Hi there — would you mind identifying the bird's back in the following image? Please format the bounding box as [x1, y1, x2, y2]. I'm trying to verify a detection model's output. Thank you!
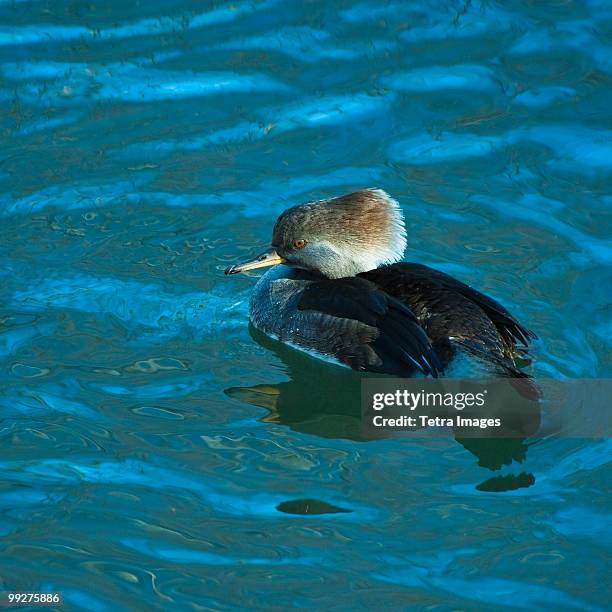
[360, 263, 536, 377]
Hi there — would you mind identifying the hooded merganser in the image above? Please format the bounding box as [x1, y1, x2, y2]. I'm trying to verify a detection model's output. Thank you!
[225, 189, 536, 378]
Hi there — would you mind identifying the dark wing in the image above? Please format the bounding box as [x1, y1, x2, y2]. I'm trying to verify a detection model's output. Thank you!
[297, 276, 442, 378]
[361, 263, 536, 357]
[424, 267, 536, 347]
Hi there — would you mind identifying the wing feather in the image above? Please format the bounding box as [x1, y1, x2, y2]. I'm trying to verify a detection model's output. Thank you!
[361, 263, 536, 359]
[298, 277, 442, 377]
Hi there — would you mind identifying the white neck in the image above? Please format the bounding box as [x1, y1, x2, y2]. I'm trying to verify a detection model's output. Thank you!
[305, 239, 404, 279]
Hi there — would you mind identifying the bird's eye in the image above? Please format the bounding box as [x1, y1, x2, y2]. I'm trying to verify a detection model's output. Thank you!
[292, 239, 306, 249]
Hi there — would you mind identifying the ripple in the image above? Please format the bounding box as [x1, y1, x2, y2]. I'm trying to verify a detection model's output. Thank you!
[91, 376, 211, 399]
[15, 110, 85, 136]
[121, 537, 323, 566]
[0, 385, 101, 420]
[0, 488, 63, 507]
[9, 271, 247, 336]
[214, 26, 396, 62]
[377, 568, 601, 610]
[510, 19, 612, 74]
[550, 507, 612, 546]
[521, 125, 612, 174]
[388, 131, 504, 164]
[401, 4, 518, 42]
[100, 0, 282, 40]
[0, 24, 90, 46]
[264, 92, 395, 129]
[0, 60, 290, 106]
[115, 92, 394, 159]
[372, 548, 603, 610]
[130, 405, 185, 420]
[513, 87, 576, 108]
[339, 1, 408, 23]
[10, 363, 50, 378]
[0, 0, 282, 46]
[97, 69, 290, 103]
[0, 178, 153, 217]
[1, 457, 372, 519]
[0, 324, 54, 357]
[471, 193, 612, 264]
[382, 64, 500, 92]
[124, 357, 189, 374]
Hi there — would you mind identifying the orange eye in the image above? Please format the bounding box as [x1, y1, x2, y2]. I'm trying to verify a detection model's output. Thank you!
[292, 239, 306, 249]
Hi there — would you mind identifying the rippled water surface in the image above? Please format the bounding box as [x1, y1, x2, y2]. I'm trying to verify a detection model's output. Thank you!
[1, 1, 611, 609]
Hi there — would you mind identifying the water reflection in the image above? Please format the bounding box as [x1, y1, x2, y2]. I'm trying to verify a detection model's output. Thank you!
[227, 326, 366, 440]
[226, 325, 539, 492]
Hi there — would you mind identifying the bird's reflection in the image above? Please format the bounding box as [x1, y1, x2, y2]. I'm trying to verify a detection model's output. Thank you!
[227, 326, 367, 441]
[225, 325, 540, 492]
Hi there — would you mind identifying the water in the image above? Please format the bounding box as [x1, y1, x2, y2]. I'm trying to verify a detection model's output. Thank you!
[1, 0, 611, 609]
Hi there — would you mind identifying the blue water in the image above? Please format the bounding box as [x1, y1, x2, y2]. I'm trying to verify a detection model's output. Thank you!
[1, 0, 611, 609]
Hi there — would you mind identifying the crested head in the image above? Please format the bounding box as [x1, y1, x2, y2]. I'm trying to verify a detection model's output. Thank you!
[271, 188, 406, 278]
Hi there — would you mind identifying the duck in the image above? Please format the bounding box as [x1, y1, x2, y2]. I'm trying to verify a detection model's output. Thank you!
[225, 188, 536, 379]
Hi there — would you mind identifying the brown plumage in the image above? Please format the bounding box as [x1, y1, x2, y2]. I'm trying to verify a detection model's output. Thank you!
[273, 189, 405, 259]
